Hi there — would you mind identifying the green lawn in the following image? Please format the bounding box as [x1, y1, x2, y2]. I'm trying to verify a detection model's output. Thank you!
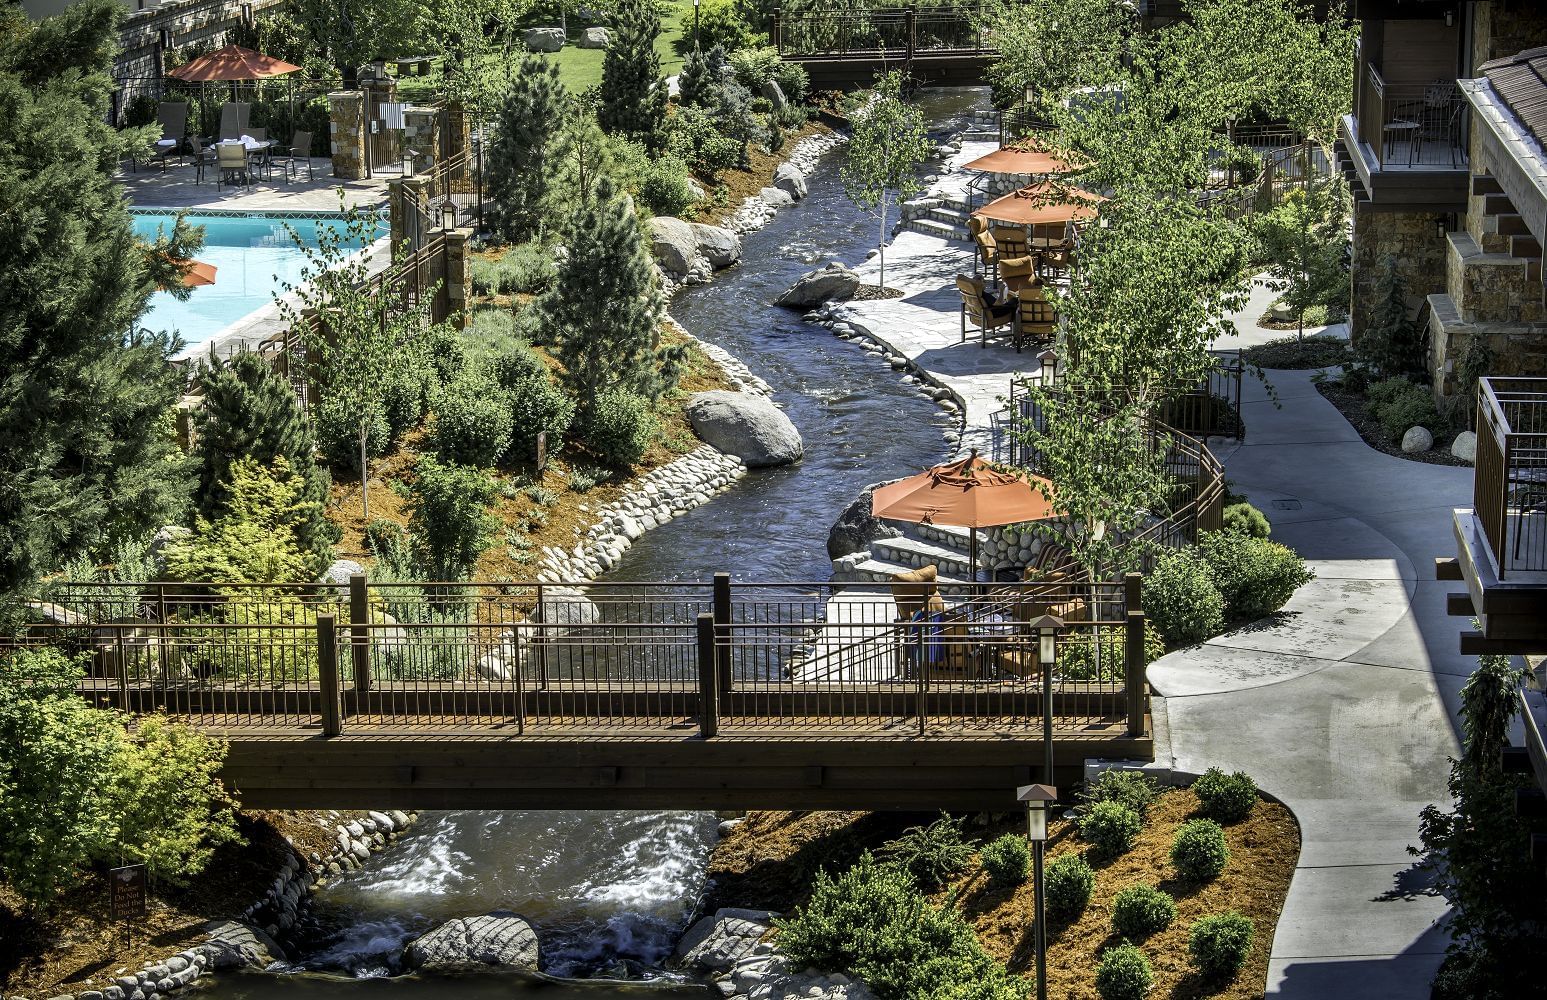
[395, 0, 695, 102]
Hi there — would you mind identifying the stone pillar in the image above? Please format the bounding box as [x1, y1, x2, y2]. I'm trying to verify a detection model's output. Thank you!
[1349, 205, 1449, 343]
[444, 226, 474, 329]
[328, 91, 366, 180]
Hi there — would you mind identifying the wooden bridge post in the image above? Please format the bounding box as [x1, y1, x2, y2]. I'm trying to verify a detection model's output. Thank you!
[349, 573, 372, 692]
[697, 613, 719, 738]
[1124, 573, 1147, 737]
[713, 572, 732, 694]
[318, 613, 343, 737]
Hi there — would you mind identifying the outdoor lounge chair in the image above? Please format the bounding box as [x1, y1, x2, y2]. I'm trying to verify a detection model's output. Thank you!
[990, 224, 1028, 260]
[1013, 281, 1058, 349]
[272, 130, 314, 182]
[998, 254, 1038, 292]
[215, 142, 250, 191]
[218, 102, 251, 141]
[957, 275, 1016, 349]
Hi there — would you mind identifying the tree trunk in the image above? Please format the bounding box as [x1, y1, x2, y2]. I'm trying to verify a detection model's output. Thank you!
[359, 422, 370, 520]
[878, 191, 888, 291]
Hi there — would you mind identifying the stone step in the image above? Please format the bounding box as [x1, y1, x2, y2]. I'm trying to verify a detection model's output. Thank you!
[871, 535, 975, 575]
[905, 218, 970, 242]
[927, 205, 971, 226]
[1495, 212, 1530, 236]
[1512, 234, 1542, 258]
[906, 521, 974, 551]
[844, 557, 972, 586]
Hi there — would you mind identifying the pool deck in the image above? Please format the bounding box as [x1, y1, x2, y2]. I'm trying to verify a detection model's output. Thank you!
[118, 156, 392, 214]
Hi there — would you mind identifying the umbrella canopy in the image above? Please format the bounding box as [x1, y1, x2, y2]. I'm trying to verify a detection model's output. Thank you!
[873, 450, 1056, 529]
[159, 258, 217, 290]
[973, 182, 1106, 228]
[167, 45, 303, 82]
[961, 142, 1085, 177]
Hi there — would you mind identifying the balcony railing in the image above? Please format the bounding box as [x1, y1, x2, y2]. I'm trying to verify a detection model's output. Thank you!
[1356, 66, 1467, 170]
[1474, 378, 1547, 579]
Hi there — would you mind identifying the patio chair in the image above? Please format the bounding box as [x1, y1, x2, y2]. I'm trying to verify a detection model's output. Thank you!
[1038, 244, 1073, 281]
[188, 136, 216, 184]
[1013, 281, 1058, 349]
[1416, 81, 1462, 168]
[272, 130, 314, 182]
[957, 274, 1015, 348]
[215, 142, 250, 192]
[999, 254, 1038, 292]
[991, 224, 1028, 259]
[218, 102, 250, 141]
[968, 217, 997, 276]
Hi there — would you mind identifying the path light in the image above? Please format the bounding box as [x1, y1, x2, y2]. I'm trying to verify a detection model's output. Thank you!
[1019, 782, 1058, 1000]
[1037, 348, 1057, 387]
[1029, 613, 1062, 786]
[439, 197, 458, 232]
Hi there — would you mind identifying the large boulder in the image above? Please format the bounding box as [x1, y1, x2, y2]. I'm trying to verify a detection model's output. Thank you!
[404, 912, 540, 971]
[827, 480, 904, 559]
[1401, 425, 1434, 454]
[760, 79, 788, 111]
[318, 559, 364, 591]
[149, 524, 191, 573]
[579, 26, 611, 48]
[687, 391, 803, 467]
[1451, 430, 1477, 463]
[674, 908, 778, 973]
[649, 216, 698, 276]
[523, 27, 566, 51]
[760, 186, 795, 208]
[773, 162, 807, 199]
[540, 586, 601, 632]
[690, 222, 741, 269]
[775, 262, 861, 309]
[200, 921, 286, 971]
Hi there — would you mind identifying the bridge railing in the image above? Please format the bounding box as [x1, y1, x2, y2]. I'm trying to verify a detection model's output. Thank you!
[12, 575, 1150, 740]
[774, 4, 993, 59]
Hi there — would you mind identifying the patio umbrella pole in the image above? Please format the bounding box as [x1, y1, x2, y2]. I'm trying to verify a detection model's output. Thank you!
[970, 525, 978, 585]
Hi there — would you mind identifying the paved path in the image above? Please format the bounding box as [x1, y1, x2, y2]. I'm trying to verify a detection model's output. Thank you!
[120, 158, 390, 213]
[1150, 368, 1474, 998]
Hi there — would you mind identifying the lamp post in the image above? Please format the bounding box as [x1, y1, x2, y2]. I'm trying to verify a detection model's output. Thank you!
[693, 0, 701, 48]
[1019, 782, 1058, 1000]
[1028, 613, 1062, 785]
[1037, 347, 1057, 388]
[439, 197, 458, 232]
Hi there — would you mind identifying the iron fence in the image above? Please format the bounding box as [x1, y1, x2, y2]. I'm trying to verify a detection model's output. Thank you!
[1475, 378, 1547, 580]
[774, 4, 995, 59]
[12, 574, 1149, 739]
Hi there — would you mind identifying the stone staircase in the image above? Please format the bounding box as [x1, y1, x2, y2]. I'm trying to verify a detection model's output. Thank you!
[901, 193, 975, 242]
[831, 521, 1050, 584]
[962, 109, 1000, 142]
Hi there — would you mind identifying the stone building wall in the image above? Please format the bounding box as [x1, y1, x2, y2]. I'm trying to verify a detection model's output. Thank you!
[328, 91, 366, 180]
[1472, 2, 1547, 69]
[112, 0, 289, 117]
[1350, 207, 1448, 340]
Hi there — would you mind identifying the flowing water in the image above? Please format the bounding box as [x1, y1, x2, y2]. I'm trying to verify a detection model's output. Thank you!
[195, 88, 989, 1000]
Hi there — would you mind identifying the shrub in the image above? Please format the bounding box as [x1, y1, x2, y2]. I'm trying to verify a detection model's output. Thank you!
[637, 152, 699, 217]
[1188, 911, 1255, 981]
[1193, 767, 1258, 823]
[584, 389, 656, 467]
[1171, 819, 1230, 881]
[1221, 502, 1270, 538]
[1060, 623, 1166, 680]
[163, 458, 317, 584]
[429, 374, 513, 468]
[315, 394, 390, 473]
[697, 0, 763, 51]
[405, 456, 500, 581]
[979, 833, 1030, 888]
[569, 465, 612, 493]
[1045, 852, 1096, 920]
[774, 61, 810, 104]
[1367, 376, 1443, 442]
[882, 812, 975, 890]
[1082, 769, 1160, 820]
[470, 256, 502, 296]
[728, 45, 781, 90]
[1142, 546, 1225, 647]
[1112, 884, 1177, 939]
[109, 714, 240, 882]
[1198, 530, 1314, 623]
[1095, 943, 1154, 1000]
[498, 241, 558, 295]
[382, 363, 429, 436]
[776, 853, 1026, 1000]
[1080, 800, 1143, 858]
[495, 347, 574, 466]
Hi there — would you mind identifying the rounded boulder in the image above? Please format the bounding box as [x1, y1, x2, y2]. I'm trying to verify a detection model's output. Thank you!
[774, 262, 861, 309]
[1401, 425, 1434, 454]
[686, 391, 802, 467]
[405, 912, 540, 971]
[1451, 429, 1477, 463]
[523, 27, 565, 51]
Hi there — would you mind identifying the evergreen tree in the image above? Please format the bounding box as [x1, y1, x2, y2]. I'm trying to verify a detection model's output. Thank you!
[677, 45, 714, 108]
[0, 0, 198, 598]
[597, 0, 667, 153]
[1354, 254, 1424, 379]
[193, 352, 338, 574]
[486, 52, 572, 243]
[537, 176, 680, 426]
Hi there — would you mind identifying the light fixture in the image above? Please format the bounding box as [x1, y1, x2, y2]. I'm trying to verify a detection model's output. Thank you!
[1038, 348, 1057, 387]
[439, 197, 458, 231]
[1445, 9, 1454, 28]
[1020, 782, 1056, 841]
[1435, 215, 1448, 240]
[1018, 782, 1059, 1000]
[1032, 613, 1063, 670]
[401, 152, 416, 177]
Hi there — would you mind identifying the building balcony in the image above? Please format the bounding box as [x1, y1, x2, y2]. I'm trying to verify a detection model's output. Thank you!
[1338, 68, 1470, 210]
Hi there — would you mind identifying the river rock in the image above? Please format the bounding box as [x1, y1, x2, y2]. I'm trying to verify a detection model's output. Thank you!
[404, 912, 540, 971]
[827, 480, 904, 559]
[775, 262, 861, 309]
[523, 27, 566, 51]
[579, 26, 611, 48]
[1401, 425, 1434, 454]
[649, 216, 698, 276]
[476, 627, 528, 680]
[760, 79, 788, 111]
[199, 920, 286, 970]
[690, 222, 741, 269]
[674, 908, 778, 973]
[760, 186, 795, 208]
[773, 162, 807, 199]
[318, 558, 364, 590]
[1451, 429, 1477, 463]
[540, 586, 601, 631]
[686, 392, 803, 468]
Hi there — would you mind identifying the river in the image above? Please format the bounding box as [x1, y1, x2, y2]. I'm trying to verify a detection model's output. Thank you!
[195, 87, 988, 1000]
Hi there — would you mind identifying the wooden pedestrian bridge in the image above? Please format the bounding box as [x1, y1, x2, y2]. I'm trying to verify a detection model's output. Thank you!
[14, 575, 1154, 812]
[774, 4, 1003, 89]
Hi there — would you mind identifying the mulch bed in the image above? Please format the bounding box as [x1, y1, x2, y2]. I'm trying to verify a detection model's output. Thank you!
[1315, 382, 1471, 468]
[851, 284, 904, 301]
[706, 791, 1300, 999]
[1240, 335, 1351, 371]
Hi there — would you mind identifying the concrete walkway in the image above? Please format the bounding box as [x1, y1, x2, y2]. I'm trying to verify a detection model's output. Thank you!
[1150, 367, 1474, 998]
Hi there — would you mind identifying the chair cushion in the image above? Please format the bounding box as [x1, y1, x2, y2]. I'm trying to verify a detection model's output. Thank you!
[892, 565, 940, 620]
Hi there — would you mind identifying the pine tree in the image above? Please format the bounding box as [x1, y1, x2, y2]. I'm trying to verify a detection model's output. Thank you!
[597, 0, 667, 153]
[1354, 254, 1424, 379]
[538, 176, 680, 426]
[193, 352, 339, 574]
[0, 0, 197, 597]
[486, 52, 572, 243]
[678, 46, 714, 108]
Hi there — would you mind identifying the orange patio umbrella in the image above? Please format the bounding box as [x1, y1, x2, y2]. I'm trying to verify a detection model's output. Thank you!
[158, 258, 217, 290]
[961, 140, 1087, 178]
[872, 450, 1058, 582]
[974, 182, 1106, 229]
[167, 44, 303, 82]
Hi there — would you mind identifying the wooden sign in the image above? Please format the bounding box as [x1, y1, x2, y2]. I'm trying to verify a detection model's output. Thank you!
[109, 864, 148, 921]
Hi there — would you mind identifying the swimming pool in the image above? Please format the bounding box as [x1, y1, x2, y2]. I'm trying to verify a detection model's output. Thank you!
[132, 212, 372, 351]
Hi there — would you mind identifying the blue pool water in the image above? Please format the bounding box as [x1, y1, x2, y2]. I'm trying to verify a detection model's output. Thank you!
[133, 212, 371, 352]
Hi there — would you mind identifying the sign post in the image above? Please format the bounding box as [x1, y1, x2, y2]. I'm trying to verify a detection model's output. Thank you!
[109, 863, 148, 923]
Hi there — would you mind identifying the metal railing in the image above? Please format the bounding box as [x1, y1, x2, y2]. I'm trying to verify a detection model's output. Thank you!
[774, 4, 995, 59]
[1356, 68, 1467, 171]
[12, 574, 1151, 739]
[1474, 378, 1547, 580]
